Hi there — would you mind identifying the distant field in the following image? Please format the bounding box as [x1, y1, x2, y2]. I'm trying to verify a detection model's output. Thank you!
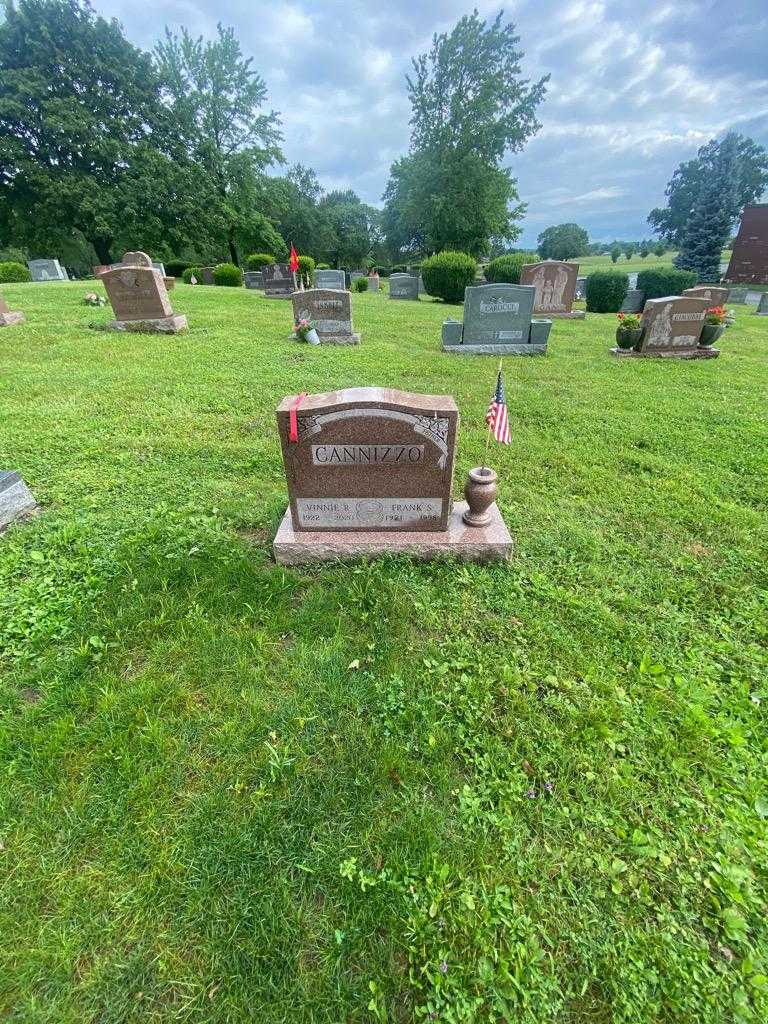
[575, 250, 733, 274]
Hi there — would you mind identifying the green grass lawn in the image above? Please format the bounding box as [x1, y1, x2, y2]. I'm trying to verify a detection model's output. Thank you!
[1, 281, 767, 1023]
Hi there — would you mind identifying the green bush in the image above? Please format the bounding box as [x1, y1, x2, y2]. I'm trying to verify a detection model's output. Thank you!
[182, 266, 202, 284]
[636, 267, 697, 299]
[484, 253, 534, 284]
[0, 261, 31, 283]
[246, 253, 275, 271]
[316, 262, 331, 270]
[213, 263, 243, 287]
[421, 251, 477, 303]
[352, 277, 369, 293]
[585, 271, 629, 313]
[0, 246, 28, 265]
[297, 255, 315, 285]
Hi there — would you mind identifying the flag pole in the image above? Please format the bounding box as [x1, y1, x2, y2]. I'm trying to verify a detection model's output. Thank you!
[483, 357, 503, 472]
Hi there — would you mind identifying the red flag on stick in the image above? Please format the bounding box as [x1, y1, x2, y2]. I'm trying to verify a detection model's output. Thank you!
[289, 244, 299, 273]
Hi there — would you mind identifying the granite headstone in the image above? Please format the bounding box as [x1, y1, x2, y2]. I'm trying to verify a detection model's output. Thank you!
[199, 267, 216, 286]
[315, 269, 346, 291]
[367, 273, 380, 293]
[101, 251, 187, 333]
[389, 273, 420, 300]
[726, 287, 749, 304]
[633, 296, 708, 356]
[0, 292, 24, 327]
[520, 261, 584, 318]
[291, 289, 360, 344]
[28, 259, 68, 282]
[620, 289, 646, 313]
[683, 286, 729, 306]
[244, 271, 264, 289]
[0, 471, 37, 530]
[442, 284, 551, 355]
[756, 293, 768, 315]
[263, 263, 294, 298]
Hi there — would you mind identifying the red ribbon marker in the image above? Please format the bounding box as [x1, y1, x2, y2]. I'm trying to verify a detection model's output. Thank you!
[289, 392, 308, 443]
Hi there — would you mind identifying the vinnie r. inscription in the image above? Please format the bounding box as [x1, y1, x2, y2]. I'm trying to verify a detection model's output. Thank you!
[276, 387, 459, 532]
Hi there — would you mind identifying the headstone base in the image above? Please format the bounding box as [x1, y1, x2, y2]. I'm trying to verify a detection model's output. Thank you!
[317, 333, 361, 346]
[273, 501, 513, 565]
[264, 294, 293, 300]
[1, 471, 38, 531]
[0, 311, 25, 327]
[443, 343, 547, 356]
[610, 346, 720, 359]
[547, 310, 585, 319]
[106, 315, 188, 334]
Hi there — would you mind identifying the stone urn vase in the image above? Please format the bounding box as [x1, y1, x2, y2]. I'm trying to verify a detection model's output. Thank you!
[463, 467, 498, 527]
[699, 323, 724, 347]
[616, 326, 642, 349]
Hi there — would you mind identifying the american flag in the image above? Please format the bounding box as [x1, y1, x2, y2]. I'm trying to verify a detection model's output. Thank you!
[486, 371, 511, 444]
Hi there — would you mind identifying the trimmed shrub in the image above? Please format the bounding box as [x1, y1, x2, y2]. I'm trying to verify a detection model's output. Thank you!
[636, 267, 697, 299]
[297, 255, 315, 285]
[585, 271, 629, 313]
[352, 277, 369, 293]
[421, 251, 477, 303]
[485, 253, 534, 284]
[377, 266, 392, 278]
[392, 264, 408, 273]
[0, 261, 31, 283]
[246, 253, 275, 271]
[182, 266, 202, 284]
[213, 263, 243, 287]
[166, 260, 193, 277]
[316, 262, 331, 270]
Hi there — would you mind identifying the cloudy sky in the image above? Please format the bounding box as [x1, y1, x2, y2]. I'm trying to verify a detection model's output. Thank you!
[97, 0, 768, 246]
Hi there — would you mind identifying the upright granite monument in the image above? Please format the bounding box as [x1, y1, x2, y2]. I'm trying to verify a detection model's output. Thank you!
[441, 284, 552, 355]
[756, 293, 768, 316]
[28, 259, 68, 282]
[620, 289, 646, 313]
[612, 296, 712, 358]
[726, 205, 768, 284]
[683, 286, 729, 306]
[199, 267, 216, 286]
[0, 292, 24, 327]
[272, 387, 512, 564]
[315, 269, 346, 291]
[101, 252, 187, 333]
[389, 274, 420, 300]
[520, 261, 584, 319]
[0, 471, 38, 530]
[263, 263, 294, 298]
[244, 271, 264, 289]
[291, 289, 360, 345]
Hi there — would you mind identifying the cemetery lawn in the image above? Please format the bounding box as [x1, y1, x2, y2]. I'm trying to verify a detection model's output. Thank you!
[2, 280, 768, 1024]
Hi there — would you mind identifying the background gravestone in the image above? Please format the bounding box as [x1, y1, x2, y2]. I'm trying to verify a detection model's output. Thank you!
[367, 274, 380, 293]
[199, 267, 216, 286]
[727, 287, 749, 304]
[0, 292, 25, 326]
[152, 261, 166, 277]
[442, 283, 551, 355]
[757, 293, 768, 315]
[726, 204, 768, 284]
[520, 261, 584, 318]
[27, 258, 68, 282]
[276, 387, 458, 533]
[244, 271, 264, 289]
[629, 296, 709, 357]
[683, 286, 729, 306]
[263, 263, 294, 298]
[620, 289, 646, 313]
[101, 251, 187, 333]
[0, 471, 37, 530]
[389, 274, 419, 300]
[291, 289, 360, 344]
[315, 269, 345, 290]
[575, 276, 587, 300]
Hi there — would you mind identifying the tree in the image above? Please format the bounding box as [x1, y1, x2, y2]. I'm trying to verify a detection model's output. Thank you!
[260, 164, 331, 258]
[610, 244, 621, 264]
[0, 0, 190, 265]
[623, 242, 635, 260]
[155, 22, 283, 265]
[639, 243, 650, 259]
[674, 135, 740, 282]
[537, 223, 588, 261]
[648, 133, 768, 246]
[318, 190, 381, 267]
[383, 10, 547, 260]
[654, 241, 666, 258]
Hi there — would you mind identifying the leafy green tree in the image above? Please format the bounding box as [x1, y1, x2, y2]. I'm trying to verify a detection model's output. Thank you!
[260, 164, 331, 258]
[623, 242, 635, 260]
[648, 133, 768, 246]
[383, 10, 547, 259]
[0, 0, 191, 264]
[639, 243, 650, 259]
[155, 22, 283, 266]
[675, 135, 740, 282]
[610, 244, 621, 264]
[654, 241, 666, 258]
[537, 223, 589, 261]
[318, 190, 381, 268]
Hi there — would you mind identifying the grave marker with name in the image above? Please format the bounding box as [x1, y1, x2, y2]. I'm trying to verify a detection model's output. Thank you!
[442, 284, 551, 355]
[101, 251, 187, 333]
[389, 273, 420, 300]
[315, 269, 346, 290]
[244, 271, 264, 289]
[263, 263, 294, 298]
[291, 289, 360, 344]
[28, 258, 68, 282]
[520, 261, 584, 318]
[683, 286, 729, 306]
[612, 296, 712, 358]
